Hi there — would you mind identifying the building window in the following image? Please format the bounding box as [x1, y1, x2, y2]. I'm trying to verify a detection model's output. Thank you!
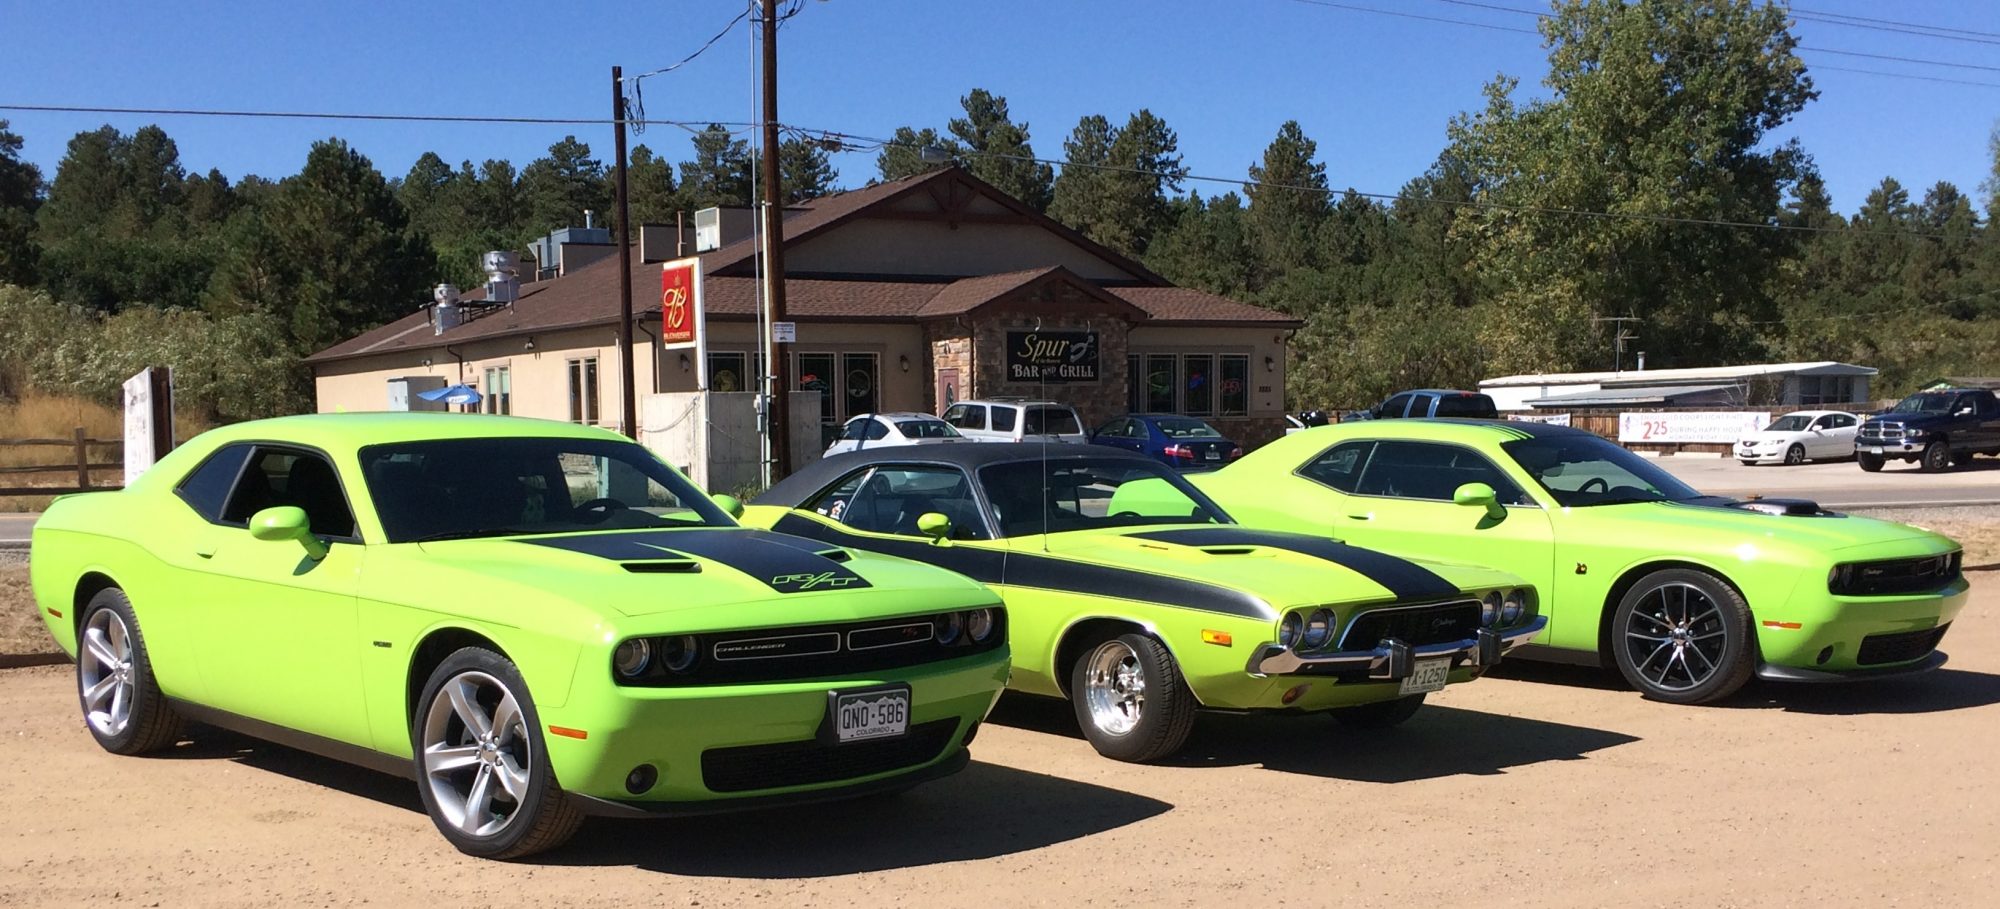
[1144, 354, 1176, 413]
[1220, 354, 1249, 416]
[482, 366, 511, 415]
[797, 352, 837, 426]
[708, 352, 748, 392]
[1183, 354, 1214, 416]
[567, 357, 599, 424]
[1131, 352, 1251, 415]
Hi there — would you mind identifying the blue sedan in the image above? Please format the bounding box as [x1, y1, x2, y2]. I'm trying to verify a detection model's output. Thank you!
[1089, 414, 1242, 469]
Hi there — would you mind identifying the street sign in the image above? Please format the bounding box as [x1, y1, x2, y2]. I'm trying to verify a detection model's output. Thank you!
[772, 321, 797, 344]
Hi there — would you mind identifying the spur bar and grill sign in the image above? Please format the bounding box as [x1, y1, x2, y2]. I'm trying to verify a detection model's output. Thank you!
[1006, 331, 1099, 383]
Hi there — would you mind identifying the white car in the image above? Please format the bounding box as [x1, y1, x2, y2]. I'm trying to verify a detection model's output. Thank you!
[1735, 410, 1860, 465]
[825, 412, 971, 455]
[940, 399, 1087, 444]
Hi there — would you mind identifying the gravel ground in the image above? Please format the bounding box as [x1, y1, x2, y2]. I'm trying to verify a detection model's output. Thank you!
[1, 586, 1994, 907]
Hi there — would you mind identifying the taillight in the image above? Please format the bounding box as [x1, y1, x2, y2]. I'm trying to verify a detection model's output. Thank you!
[1228, 446, 1243, 459]
[1163, 444, 1192, 459]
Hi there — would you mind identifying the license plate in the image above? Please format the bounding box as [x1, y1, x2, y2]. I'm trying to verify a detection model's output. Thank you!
[829, 686, 910, 743]
[1865, 446, 1885, 454]
[1399, 659, 1450, 695]
[1204, 450, 1221, 460]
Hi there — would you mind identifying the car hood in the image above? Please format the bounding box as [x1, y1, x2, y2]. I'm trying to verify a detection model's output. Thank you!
[1739, 430, 1806, 443]
[1578, 500, 1952, 553]
[405, 527, 993, 622]
[1865, 413, 1950, 427]
[1029, 524, 1522, 609]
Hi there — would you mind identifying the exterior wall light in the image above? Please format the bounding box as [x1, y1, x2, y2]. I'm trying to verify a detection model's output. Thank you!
[900, 354, 911, 373]
[679, 353, 692, 372]
[524, 337, 536, 350]
[1265, 356, 1276, 373]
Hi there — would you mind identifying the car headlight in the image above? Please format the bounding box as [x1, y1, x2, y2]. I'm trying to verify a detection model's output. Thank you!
[1501, 589, 1527, 625]
[660, 634, 699, 673]
[1279, 612, 1304, 650]
[965, 607, 997, 643]
[937, 612, 965, 645]
[1301, 608, 1334, 650]
[1481, 591, 1502, 626]
[613, 638, 652, 678]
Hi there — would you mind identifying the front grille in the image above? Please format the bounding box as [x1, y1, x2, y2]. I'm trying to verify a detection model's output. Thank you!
[614, 609, 1005, 687]
[700, 718, 959, 793]
[1856, 624, 1949, 666]
[1337, 600, 1481, 650]
[1830, 552, 1961, 596]
[1858, 422, 1904, 442]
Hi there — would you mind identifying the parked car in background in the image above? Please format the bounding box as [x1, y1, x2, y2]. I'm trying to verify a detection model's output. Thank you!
[1190, 419, 1966, 705]
[1856, 388, 2000, 472]
[1090, 414, 1243, 469]
[941, 398, 1088, 444]
[1289, 411, 1331, 433]
[826, 412, 969, 455]
[30, 414, 1010, 859]
[746, 444, 1543, 763]
[1735, 410, 1860, 465]
[1358, 389, 1500, 421]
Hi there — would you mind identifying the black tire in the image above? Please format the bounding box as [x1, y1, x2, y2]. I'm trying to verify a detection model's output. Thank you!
[1920, 440, 1952, 473]
[75, 588, 184, 755]
[412, 647, 582, 859]
[1857, 452, 1884, 472]
[1608, 569, 1754, 705]
[1783, 444, 1806, 466]
[1068, 633, 1196, 763]
[1329, 693, 1426, 729]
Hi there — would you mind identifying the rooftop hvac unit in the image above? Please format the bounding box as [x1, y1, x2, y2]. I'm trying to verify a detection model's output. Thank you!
[432, 284, 461, 335]
[694, 207, 724, 252]
[482, 250, 520, 305]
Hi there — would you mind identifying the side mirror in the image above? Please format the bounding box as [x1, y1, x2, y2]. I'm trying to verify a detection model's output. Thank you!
[1956, 407, 1974, 417]
[1452, 482, 1506, 521]
[915, 512, 953, 545]
[710, 493, 745, 519]
[249, 506, 328, 561]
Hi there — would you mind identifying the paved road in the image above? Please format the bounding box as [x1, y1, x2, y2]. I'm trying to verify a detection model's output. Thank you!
[0, 513, 34, 547]
[1651, 455, 2000, 509]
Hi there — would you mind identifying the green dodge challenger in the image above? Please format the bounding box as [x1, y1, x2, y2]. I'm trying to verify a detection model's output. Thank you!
[1189, 419, 1968, 704]
[745, 445, 1545, 763]
[31, 414, 1009, 859]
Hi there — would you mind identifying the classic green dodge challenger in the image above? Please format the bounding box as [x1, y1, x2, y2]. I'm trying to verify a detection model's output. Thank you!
[745, 445, 1545, 763]
[1190, 419, 1968, 704]
[31, 414, 1009, 859]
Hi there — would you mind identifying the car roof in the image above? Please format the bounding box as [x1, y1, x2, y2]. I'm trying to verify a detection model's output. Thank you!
[759, 443, 1152, 507]
[1273, 416, 1588, 446]
[951, 398, 1071, 408]
[182, 412, 628, 451]
[852, 412, 945, 422]
[1777, 409, 1852, 417]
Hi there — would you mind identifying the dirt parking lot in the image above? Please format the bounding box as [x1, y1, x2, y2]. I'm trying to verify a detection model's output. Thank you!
[2, 588, 1996, 908]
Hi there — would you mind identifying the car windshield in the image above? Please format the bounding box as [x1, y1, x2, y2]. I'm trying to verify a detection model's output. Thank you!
[978, 458, 1229, 537]
[1764, 415, 1812, 432]
[360, 437, 733, 542]
[1889, 393, 1954, 414]
[1152, 417, 1222, 438]
[895, 419, 960, 439]
[1025, 406, 1082, 435]
[1500, 434, 1704, 507]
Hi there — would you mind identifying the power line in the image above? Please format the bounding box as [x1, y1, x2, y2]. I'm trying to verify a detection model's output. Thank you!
[1791, 5, 2000, 44]
[0, 103, 759, 137]
[1286, 0, 1535, 34]
[623, 8, 751, 82]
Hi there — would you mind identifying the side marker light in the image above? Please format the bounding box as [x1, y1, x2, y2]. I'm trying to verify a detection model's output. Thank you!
[548, 725, 590, 740]
[1201, 629, 1233, 646]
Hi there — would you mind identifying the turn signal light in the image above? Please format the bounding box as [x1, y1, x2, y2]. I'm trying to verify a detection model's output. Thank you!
[1201, 629, 1234, 646]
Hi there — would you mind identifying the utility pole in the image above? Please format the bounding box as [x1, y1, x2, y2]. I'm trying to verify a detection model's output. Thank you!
[759, 0, 792, 476]
[612, 66, 638, 439]
[1594, 316, 1640, 373]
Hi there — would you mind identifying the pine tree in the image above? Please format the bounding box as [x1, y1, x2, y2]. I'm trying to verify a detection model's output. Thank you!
[678, 124, 753, 209]
[1245, 120, 1330, 282]
[0, 119, 42, 286]
[517, 136, 611, 238]
[949, 89, 1053, 210]
[780, 137, 838, 204]
[626, 144, 680, 223]
[875, 126, 959, 182]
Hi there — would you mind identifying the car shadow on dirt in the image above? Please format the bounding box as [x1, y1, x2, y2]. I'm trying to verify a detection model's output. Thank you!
[986, 694, 1638, 783]
[149, 727, 428, 812]
[553, 761, 1171, 876]
[1723, 668, 2000, 715]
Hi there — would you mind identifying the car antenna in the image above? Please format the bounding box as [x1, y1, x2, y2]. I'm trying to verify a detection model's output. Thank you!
[1036, 317, 1050, 552]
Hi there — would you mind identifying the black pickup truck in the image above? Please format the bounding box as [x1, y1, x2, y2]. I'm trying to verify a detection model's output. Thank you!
[1855, 387, 2000, 472]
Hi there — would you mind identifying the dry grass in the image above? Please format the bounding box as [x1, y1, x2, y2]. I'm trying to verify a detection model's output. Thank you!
[0, 393, 122, 462]
[0, 564, 56, 655]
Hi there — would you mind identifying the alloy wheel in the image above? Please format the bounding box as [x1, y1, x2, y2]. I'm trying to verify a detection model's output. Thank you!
[1620, 582, 1729, 693]
[78, 608, 136, 737]
[421, 671, 533, 838]
[1082, 640, 1147, 736]
[1784, 444, 1805, 465]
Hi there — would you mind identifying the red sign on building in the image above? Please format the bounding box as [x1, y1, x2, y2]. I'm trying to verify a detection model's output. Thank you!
[661, 260, 700, 346]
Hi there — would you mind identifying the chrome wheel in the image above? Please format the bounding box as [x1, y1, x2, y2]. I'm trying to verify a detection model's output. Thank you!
[421, 670, 532, 838]
[1784, 444, 1805, 466]
[79, 608, 136, 737]
[1621, 582, 1728, 693]
[1081, 640, 1147, 737]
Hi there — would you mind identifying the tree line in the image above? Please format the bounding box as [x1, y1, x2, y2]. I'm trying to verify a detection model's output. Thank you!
[3, 0, 1999, 422]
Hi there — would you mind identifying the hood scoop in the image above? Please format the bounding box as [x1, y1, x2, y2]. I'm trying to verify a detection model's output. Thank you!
[1730, 497, 1837, 517]
[1198, 546, 1258, 556]
[621, 558, 703, 574]
[814, 547, 854, 563]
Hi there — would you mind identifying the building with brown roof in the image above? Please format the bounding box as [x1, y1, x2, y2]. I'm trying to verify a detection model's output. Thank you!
[308, 166, 1300, 450]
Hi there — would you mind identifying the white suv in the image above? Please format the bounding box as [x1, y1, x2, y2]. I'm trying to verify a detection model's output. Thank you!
[940, 399, 1088, 444]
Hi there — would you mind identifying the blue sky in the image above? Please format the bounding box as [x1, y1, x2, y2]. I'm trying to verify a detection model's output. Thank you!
[3, 1, 1994, 214]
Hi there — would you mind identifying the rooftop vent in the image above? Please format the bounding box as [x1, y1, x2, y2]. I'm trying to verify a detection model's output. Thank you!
[481, 251, 520, 305]
[432, 284, 461, 335]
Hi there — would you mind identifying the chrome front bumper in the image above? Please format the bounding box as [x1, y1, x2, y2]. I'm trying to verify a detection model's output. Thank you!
[1246, 617, 1548, 678]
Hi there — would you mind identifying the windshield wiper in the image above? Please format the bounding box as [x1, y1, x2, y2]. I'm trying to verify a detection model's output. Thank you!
[408, 527, 537, 543]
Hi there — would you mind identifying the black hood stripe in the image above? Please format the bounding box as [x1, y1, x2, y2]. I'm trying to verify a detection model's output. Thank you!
[521, 529, 870, 593]
[1126, 528, 1460, 601]
[772, 513, 1273, 620]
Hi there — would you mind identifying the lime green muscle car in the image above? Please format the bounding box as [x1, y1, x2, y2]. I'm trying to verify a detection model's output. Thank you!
[1190, 420, 1967, 704]
[743, 445, 1543, 763]
[30, 414, 1008, 858]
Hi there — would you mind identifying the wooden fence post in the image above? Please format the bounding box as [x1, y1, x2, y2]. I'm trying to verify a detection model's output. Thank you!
[74, 426, 90, 491]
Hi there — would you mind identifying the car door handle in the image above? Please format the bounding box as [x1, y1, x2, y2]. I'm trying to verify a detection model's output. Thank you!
[194, 543, 217, 558]
[1346, 514, 1372, 521]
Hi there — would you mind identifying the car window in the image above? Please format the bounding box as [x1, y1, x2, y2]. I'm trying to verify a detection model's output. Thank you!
[863, 420, 891, 441]
[1154, 417, 1221, 438]
[221, 448, 356, 539]
[1830, 414, 1855, 428]
[1766, 415, 1811, 432]
[838, 419, 870, 441]
[1502, 434, 1703, 507]
[1026, 406, 1081, 435]
[981, 458, 1228, 537]
[943, 403, 986, 430]
[175, 443, 253, 522]
[991, 406, 1017, 433]
[1379, 394, 1414, 418]
[1432, 393, 1498, 419]
[1352, 440, 1531, 505]
[1808, 416, 1831, 430]
[895, 418, 958, 439]
[1297, 441, 1373, 493]
[808, 466, 988, 540]
[1094, 419, 1123, 439]
[358, 437, 732, 542]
